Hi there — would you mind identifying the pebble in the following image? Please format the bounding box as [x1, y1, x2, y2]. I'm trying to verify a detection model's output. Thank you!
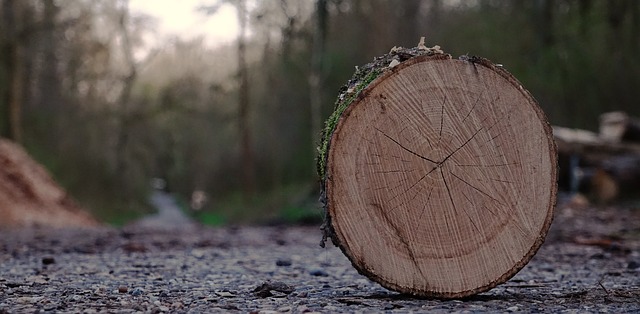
[276, 259, 292, 267]
[627, 260, 639, 269]
[117, 286, 128, 293]
[253, 281, 295, 298]
[215, 291, 236, 298]
[309, 269, 328, 277]
[42, 257, 56, 265]
[71, 294, 83, 302]
[130, 287, 144, 296]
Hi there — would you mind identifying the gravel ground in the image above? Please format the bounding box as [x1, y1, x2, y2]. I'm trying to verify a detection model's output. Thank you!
[1, 204, 639, 313]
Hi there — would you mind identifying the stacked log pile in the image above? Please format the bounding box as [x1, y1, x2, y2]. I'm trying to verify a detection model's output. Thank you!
[555, 111, 640, 203]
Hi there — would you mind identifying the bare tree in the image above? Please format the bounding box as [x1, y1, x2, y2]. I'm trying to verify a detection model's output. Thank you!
[35, 0, 62, 113]
[1, 0, 25, 142]
[237, 0, 255, 196]
[200, 0, 256, 197]
[309, 0, 327, 155]
[112, 0, 140, 197]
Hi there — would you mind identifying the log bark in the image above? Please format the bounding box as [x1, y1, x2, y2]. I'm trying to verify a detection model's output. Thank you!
[318, 47, 557, 298]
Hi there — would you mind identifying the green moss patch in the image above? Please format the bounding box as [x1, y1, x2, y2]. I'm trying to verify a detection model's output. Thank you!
[317, 68, 381, 179]
[316, 45, 449, 180]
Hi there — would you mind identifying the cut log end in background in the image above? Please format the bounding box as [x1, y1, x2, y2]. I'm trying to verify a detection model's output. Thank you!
[318, 47, 557, 298]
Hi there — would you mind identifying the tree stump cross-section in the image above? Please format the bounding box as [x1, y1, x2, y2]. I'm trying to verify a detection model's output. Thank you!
[320, 51, 557, 298]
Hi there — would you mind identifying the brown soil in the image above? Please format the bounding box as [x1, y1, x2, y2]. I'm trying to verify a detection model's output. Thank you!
[0, 138, 98, 228]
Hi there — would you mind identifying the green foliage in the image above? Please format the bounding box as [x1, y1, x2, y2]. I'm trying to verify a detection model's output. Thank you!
[7, 0, 640, 225]
[97, 202, 150, 227]
[199, 183, 316, 225]
[278, 205, 322, 225]
[429, 0, 640, 129]
[195, 212, 227, 226]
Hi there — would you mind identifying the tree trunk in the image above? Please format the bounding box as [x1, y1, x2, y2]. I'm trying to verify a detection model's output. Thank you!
[533, 0, 555, 52]
[113, 0, 137, 190]
[310, 0, 327, 155]
[36, 0, 61, 111]
[236, 0, 255, 196]
[318, 47, 557, 298]
[7, 41, 22, 143]
[1, 0, 24, 142]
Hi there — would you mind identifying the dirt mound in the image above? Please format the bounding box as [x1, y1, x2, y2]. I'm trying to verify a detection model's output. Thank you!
[0, 138, 99, 228]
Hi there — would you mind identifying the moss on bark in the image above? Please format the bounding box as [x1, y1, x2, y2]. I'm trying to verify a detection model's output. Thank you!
[317, 42, 449, 247]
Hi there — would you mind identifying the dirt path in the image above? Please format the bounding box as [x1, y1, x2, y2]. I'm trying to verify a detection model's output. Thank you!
[131, 191, 197, 230]
[1, 204, 639, 312]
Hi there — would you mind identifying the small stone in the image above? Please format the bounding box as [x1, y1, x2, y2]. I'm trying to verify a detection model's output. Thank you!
[26, 275, 47, 284]
[118, 286, 128, 293]
[191, 249, 206, 258]
[130, 287, 144, 296]
[42, 257, 55, 265]
[628, 260, 640, 269]
[215, 291, 236, 298]
[122, 242, 147, 253]
[309, 269, 328, 277]
[276, 259, 292, 267]
[221, 304, 240, 311]
[253, 281, 295, 298]
[384, 303, 404, 310]
[254, 287, 273, 298]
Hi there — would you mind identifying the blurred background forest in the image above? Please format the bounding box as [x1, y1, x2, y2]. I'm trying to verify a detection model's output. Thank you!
[0, 0, 639, 225]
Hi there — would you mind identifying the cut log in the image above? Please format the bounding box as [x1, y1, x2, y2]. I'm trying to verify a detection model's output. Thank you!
[599, 111, 640, 143]
[554, 124, 640, 202]
[318, 46, 557, 298]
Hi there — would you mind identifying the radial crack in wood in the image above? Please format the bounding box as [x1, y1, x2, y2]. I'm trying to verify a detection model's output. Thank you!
[320, 51, 557, 298]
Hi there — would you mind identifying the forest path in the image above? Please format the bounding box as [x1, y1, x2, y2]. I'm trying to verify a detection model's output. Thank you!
[130, 191, 197, 230]
[0, 203, 639, 312]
